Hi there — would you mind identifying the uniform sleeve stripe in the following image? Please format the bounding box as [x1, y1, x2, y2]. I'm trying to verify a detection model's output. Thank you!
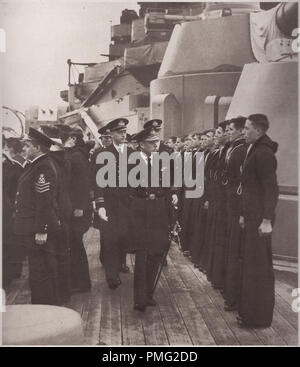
[35, 182, 50, 187]
[35, 185, 50, 191]
[36, 187, 50, 193]
[95, 197, 104, 203]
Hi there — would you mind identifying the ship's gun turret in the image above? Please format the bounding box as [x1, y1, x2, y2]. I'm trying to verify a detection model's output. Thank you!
[250, 2, 298, 62]
[275, 2, 298, 37]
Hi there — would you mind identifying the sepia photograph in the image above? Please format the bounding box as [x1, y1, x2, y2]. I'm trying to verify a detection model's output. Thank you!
[0, 0, 298, 349]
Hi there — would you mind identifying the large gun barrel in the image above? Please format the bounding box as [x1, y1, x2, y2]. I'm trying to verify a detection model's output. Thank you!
[276, 2, 298, 37]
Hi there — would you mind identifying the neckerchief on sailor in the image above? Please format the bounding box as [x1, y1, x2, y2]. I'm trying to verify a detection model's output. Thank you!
[236, 143, 253, 195]
[225, 139, 245, 165]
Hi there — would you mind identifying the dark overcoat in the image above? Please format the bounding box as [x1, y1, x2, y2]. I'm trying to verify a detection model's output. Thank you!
[238, 134, 279, 327]
[129, 152, 172, 254]
[94, 144, 134, 249]
[65, 144, 92, 234]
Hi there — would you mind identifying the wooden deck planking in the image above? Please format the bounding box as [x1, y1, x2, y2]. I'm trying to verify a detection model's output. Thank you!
[189, 264, 263, 345]
[99, 287, 122, 345]
[271, 310, 298, 345]
[173, 261, 240, 345]
[274, 294, 298, 329]
[154, 277, 193, 345]
[82, 232, 103, 345]
[275, 279, 295, 305]
[5, 228, 298, 346]
[120, 258, 146, 345]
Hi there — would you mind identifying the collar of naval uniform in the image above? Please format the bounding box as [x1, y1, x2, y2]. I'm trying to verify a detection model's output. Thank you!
[28, 153, 47, 163]
[113, 142, 125, 153]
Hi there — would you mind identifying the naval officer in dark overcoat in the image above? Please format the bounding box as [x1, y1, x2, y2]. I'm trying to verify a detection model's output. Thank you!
[94, 118, 134, 289]
[129, 128, 178, 312]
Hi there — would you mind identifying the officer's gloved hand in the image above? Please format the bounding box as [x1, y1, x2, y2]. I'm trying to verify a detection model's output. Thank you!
[98, 207, 108, 222]
[172, 194, 178, 206]
[74, 209, 83, 217]
[239, 216, 245, 229]
[258, 218, 272, 236]
[35, 233, 47, 245]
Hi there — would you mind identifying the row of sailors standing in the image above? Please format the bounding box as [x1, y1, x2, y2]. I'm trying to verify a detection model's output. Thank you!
[176, 114, 279, 328]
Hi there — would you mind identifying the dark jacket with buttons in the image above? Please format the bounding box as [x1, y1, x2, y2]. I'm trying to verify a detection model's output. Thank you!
[94, 143, 134, 246]
[94, 143, 135, 210]
[13, 154, 61, 235]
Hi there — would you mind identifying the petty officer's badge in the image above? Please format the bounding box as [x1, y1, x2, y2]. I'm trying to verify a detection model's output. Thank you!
[38, 174, 46, 184]
[35, 173, 50, 193]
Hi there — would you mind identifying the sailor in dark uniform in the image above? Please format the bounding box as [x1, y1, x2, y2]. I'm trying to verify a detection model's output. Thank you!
[198, 129, 217, 273]
[5, 137, 26, 170]
[209, 121, 230, 290]
[223, 117, 247, 311]
[3, 137, 26, 285]
[95, 118, 134, 289]
[63, 128, 92, 293]
[237, 114, 279, 327]
[13, 128, 62, 305]
[129, 128, 178, 312]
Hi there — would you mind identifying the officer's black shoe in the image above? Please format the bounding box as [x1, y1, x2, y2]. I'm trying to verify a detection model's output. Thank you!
[146, 298, 157, 307]
[134, 303, 146, 312]
[107, 278, 121, 290]
[120, 264, 130, 273]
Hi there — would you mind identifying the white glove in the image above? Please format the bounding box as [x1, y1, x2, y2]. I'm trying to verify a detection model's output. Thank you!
[172, 194, 178, 206]
[258, 219, 272, 236]
[239, 216, 245, 229]
[35, 233, 47, 245]
[74, 209, 83, 217]
[98, 207, 108, 222]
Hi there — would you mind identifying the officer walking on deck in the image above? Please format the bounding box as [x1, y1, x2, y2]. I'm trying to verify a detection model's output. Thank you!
[95, 118, 133, 289]
[129, 128, 178, 312]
